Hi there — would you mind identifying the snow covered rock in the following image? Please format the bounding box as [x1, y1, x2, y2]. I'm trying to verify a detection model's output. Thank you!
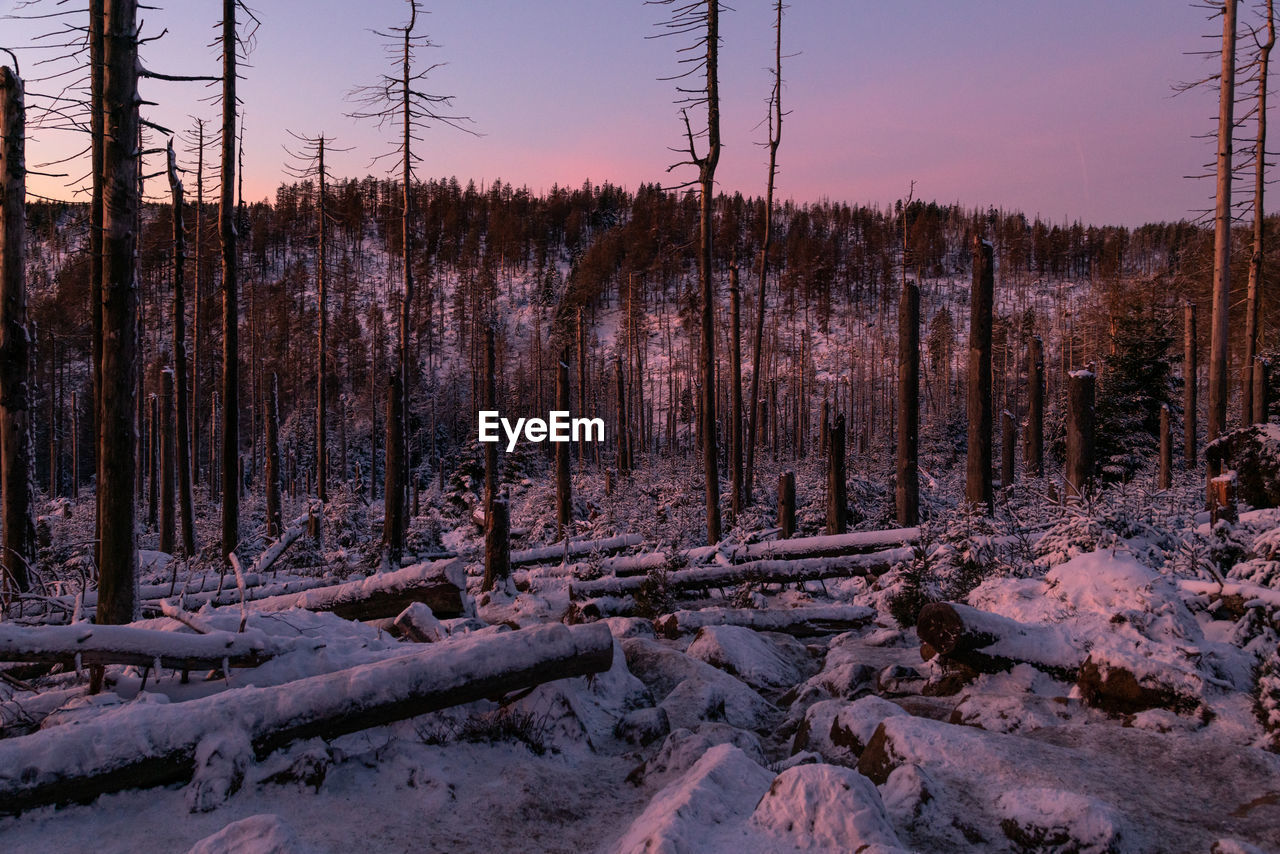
[186, 814, 315, 854]
[611, 743, 774, 854]
[881, 762, 936, 823]
[684, 625, 809, 692]
[615, 706, 670, 746]
[636, 723, 767, 784]
[749, 763, 907, 852]
[829, 695, 910, 755]
[790, 699, 850, 762]
[185, 728, 251, 813]
[995, 788, 1130, 854]
[622, 638, 778, 731]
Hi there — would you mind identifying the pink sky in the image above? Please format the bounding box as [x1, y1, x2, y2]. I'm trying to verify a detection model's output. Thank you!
[5, 0, 1245, 226]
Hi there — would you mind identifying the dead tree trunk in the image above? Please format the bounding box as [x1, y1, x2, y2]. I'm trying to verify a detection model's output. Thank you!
[159, 370, 175, 554]
[1159, 403, 1172, 489]
[827, 414, 847, 535]
[166, 141, 196, 558]
[1185, 301, 1198, 465]
[556, 348, 571, 540]
[219, 0, 240, 568]
[729, 263, 743, 520]
[0, 65, 35, 599]
[1244, 0, 1274, 425]
[778, 469, 795, 539]
[482, 495, 509, 593]
[265, 373, 282, 539]
[97, 0, 141, 626]
[90, 0, 104, 560]
[483, 323, 497, 521]
[1208, 0, 1238, 489]
[382, 371, 404, 566]
[897, 280, 919, 525]
[615, 353, 629, 476]
[316, 137, 328, 504]
[1253, 357, 1270, 424]
[966, 236, 994, 513]
[1001, 410, 1015, 489]
[1065, 369, 1095, 499]
[1024, 335, 1044, 477]
[745, 0, 783, 507]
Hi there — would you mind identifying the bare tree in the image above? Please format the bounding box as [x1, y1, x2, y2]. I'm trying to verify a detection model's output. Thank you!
[97, 0, 140, 625]
[1244, 0, 1274, 423]
[349, 0, 473, 565]
[649, 0, 724, 544]
[166, 140, 196, 557]
[745, 0, 784, 507]
[1208, 0, 1238, 489]
[219, 0, 239, 567]
[1, 63, 35, 601]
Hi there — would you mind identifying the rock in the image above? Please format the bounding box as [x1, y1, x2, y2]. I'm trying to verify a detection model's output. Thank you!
[187, 814, 316, 854]
[636, 723, 768, 784]
[995, 788, 1129, 854]
[602, 616, 656, 639]
[622, 637, 778, 732]
[685, 625, 808, 692]
[749, 763, 907, 852]
[881, 763, 935, 823]
[830, 695, 910, 755]
[612, 744, 774, 854]
[791, 699, 850, 763]
[615, 706, 670, 746]
[877, 663, 926, 695]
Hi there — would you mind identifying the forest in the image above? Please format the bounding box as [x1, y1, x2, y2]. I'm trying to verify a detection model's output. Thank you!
[4, 1, 1280, 853]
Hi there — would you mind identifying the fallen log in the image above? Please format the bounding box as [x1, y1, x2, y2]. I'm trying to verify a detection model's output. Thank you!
[733, 528, 919, 563]
[916, 602, 1082, 681]
[0, 622, 614, 814]
[510, 533, 643, 568]
[230, 558, 467, 621]
[145, 576, 337, 616]
[570, 547, 912, 601]
[1076, 648, 1204, 714]
[654, 604, 877, 639]
[0, 622, 306, 672]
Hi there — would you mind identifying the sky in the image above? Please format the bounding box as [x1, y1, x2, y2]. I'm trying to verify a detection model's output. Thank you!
[1, 0, 1250, 227]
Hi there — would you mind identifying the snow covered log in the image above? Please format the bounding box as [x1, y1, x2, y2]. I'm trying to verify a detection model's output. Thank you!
[233, 558, 467, 621]
[0, 622, 613, 813]
[1076, 651, 1203, 714]
[916, 602, 1081, 681]
[570, 547, 912, 600]
[732, 528, 919, 562]
[654, 604, 877, 639]
[0, 622, 304, 672]
[509, 533, 642, 567]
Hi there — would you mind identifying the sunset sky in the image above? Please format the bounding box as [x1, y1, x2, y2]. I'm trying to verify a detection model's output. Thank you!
[4, 0, 1249, 226]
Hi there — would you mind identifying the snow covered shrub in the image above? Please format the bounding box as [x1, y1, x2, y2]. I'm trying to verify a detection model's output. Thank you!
[1254, 648, 1280, 752]
[634, 561, 677, 619]
[1033, 484, 1176, 570]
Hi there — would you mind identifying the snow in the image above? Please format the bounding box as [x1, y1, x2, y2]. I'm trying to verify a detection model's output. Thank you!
[684, 625, 810, 692]
[749, 763, 907, 852]
[187, 814, 316, 854]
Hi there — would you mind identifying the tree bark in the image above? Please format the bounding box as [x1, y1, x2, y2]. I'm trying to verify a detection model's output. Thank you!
[90, 0, 105, 560]
[382, 371, 404, 566]
[1208, 0, 1238, 471]
[159, 370, 175, 554]
[777, 469, 795, 539]
[0, 65, 35, 599]
[556, 348, 571, 540]
[826, 414, 847, 535]
[482, 496, 509, 593]
[897, 281, 919, 525]
[1000, 410, 1015, 489]
[729, 263, 743, 520]
[697, 1, 722, 546]
[220, 0, 240, 568]
[966, 237, 994, 512]
[1159, 404, 1172, 490]
[1244, 0, 1273, 425]
[167, 142, 196, 558]
[316, 138, 328, 504]
[1253, 357, 1270, 425]
[265, 373, 282, 539]
[1065, 369, 1095, 499]
[1024, 335, 1044, 477]
[97, 0, 140, 626]
[1185, 301, 1198, 465]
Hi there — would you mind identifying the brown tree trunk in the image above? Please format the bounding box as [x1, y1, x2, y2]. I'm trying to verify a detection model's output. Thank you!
[897, 281, 919, 525]
[729, 263, 743, 520]
[1159, 404, 1172, 490]
[0, 65, 34, 600]
[1024, 335, 1044, 476]
[483, 323, 497, 521]
[1244, 1, 1273, 424]
[615, 352, 629, 475]
[777, 469, 795, 539]
[696, 1, 722, 546]
[1065, 369, 1095, 499]
[220, 0, 239, 567]
[1001, 410, 1016, 489]
[316, 138, 328, 504]
[90, 0, 105, 560]
[97, 0, 140, 626]
[556, 348, 571, 540]
[192, 120, 204, 488]
[967, 237, 994, 513]
[1208, 0, 1238, 482]
[482, 495, 509, 593]
[159, 370, 175, 554]
[827, 414, 847, 535]
[382, 372, 404, 566]
[265, 373, 282, 539]
[1253, 357, 1270, 424]
[1184, 301, 1198, 465]
[167, 142, 196, 558]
